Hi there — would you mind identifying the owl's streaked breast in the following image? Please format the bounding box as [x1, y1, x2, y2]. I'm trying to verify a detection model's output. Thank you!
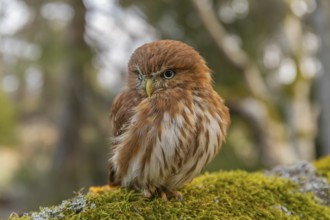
[112, 90, 227, 190]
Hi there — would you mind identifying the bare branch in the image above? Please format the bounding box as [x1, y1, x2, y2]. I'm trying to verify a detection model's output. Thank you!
[191, 0, 271, 100]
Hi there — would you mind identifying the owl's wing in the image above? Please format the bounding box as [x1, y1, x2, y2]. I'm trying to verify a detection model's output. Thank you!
[108, 89, 140, 185]
[109, 89, 140, 138]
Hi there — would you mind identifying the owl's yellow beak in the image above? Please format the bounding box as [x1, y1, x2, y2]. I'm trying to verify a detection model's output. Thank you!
[145, 78, 153, 97]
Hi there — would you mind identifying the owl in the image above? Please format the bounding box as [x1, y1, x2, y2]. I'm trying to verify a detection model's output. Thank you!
[108, 40, 230, 200]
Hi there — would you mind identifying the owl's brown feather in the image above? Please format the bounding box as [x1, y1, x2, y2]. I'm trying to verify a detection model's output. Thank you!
[109, 40, 230, 199]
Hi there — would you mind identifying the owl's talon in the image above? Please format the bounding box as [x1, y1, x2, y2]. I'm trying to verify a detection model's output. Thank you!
[143, 189, 152, 198]
[160, 191, 168, 201]
[173, 191, 183, 202]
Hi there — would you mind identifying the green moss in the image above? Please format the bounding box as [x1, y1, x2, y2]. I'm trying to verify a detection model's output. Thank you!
[10, 158, 330, 219]
[314, 156, 330, 183]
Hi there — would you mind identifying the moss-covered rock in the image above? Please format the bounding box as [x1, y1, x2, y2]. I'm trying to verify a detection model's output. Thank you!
[314, 156, 330, 183]
[267, 161, 330, 206]
[10, 156, 330, 220]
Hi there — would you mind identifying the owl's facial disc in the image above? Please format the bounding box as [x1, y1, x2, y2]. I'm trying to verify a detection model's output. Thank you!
[135, 66, 177, 97]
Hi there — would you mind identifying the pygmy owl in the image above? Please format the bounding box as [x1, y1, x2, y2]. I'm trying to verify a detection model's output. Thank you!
[108, 40, 230, 200]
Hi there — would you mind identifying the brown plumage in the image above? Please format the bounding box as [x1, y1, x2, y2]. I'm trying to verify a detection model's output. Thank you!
[108, 40, 230, 200]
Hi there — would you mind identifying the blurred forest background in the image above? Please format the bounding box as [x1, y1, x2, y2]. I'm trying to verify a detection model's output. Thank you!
[0, 0, 330, 218]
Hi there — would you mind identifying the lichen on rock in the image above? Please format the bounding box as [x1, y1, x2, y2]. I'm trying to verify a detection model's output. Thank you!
[9, 156, 330, 220]
[10, 195, 93, 220]
[266, 161, 330, 205]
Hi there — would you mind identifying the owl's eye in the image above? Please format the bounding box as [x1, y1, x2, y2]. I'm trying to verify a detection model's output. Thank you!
[133, 70, 143, 81]
[162, 70, 175, 79]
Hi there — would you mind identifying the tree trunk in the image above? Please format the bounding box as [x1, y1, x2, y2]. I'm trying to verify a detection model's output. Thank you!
[53, 1, 90, 172]
[312, 0, 330, 156]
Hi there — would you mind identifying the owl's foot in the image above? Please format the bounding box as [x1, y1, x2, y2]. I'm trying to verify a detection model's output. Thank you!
[159, 189, 183, 202]
[142, 186, 157, 199]
[142, 187, 183, 201]
[173, 191, 183, 202]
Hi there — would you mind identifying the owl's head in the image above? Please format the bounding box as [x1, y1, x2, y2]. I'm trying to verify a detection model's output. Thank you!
[127, 40, 212, 97]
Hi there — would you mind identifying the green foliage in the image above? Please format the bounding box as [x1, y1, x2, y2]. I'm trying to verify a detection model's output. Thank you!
[10, 156, 330, 219]
[0, 91, 17, 146]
